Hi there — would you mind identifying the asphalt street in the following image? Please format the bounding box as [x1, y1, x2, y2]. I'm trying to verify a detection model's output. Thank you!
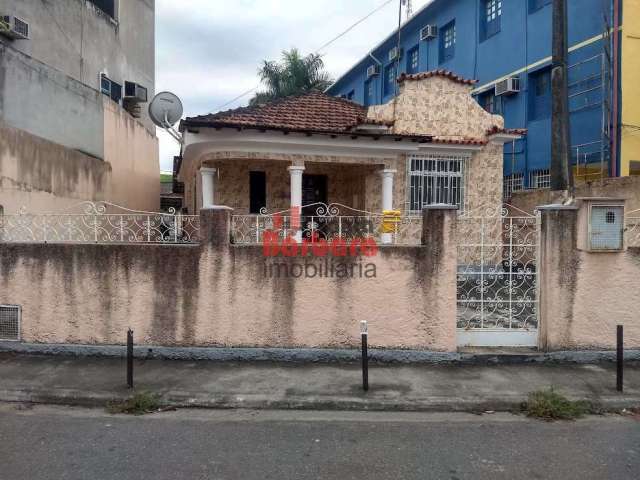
[0, 404, 638, 480]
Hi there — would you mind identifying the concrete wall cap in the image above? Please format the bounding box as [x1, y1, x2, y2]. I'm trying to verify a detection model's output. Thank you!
[422, 205, 459, 211]
[574, 197, 627, 202]
[200, 205, 233, 211]
[536, 204, 579, 211]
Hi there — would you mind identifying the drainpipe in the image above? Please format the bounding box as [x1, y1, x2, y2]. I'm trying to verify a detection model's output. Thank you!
[369, 52, 383, 104]
[611, 0, 620, 177]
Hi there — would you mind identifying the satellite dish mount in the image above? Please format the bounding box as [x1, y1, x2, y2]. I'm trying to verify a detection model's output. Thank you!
[148, 91, 184, 144]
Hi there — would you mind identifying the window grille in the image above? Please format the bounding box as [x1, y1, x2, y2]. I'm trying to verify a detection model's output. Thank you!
[0, 305, 20, 341]
[483, 0, 502, 39]
[407, 154, 468, 213]
[529, 169, 550, 189]
[479, 90, 502, 114]
[440, 21, 456, 63]
[590, 206, 624, 250]
[407, 46, 420, 74]
[384, 64, 395, 97]
[503, 173, 524, 199]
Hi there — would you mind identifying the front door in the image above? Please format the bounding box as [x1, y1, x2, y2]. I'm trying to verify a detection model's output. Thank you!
[301, 175, 327, 215]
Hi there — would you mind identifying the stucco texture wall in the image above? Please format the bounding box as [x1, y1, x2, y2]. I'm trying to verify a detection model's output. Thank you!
[539, 208, 640, 350]
[0, 121, 111, 213]
[0, 210, 458, 351]
[621, 0, 640, 176]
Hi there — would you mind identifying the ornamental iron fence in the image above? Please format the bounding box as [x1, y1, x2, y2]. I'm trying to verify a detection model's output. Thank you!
[231, 203, 422, 245]
[625, 209, 640, 248]
[0, 202, 200, 244]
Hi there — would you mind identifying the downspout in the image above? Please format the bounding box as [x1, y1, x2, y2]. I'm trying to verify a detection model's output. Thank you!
[611, 0, 620, 177]
[369, 52, 383, 105]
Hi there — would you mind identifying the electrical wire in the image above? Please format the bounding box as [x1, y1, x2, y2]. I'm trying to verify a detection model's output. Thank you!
[213, 0, 396, 112]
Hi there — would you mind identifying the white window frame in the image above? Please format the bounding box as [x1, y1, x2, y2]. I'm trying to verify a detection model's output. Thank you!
[503, 173, 524, 199]
[406, 154, 469, 214]
[529, 169, 550, 189]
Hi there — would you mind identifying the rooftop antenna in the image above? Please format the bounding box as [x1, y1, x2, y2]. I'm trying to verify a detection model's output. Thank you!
[149, 91, 184, 144]
[403, 0, 413, 21]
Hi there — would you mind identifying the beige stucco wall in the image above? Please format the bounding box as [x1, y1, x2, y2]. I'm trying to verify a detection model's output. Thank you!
[0, 99, 159, 214]
[0, 209, 458, 351]
[539, 207, 640, 350]
[103, 98, 160, 212]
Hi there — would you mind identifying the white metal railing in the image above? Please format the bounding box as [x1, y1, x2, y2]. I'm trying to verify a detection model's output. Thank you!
[0, 202, 200, 244]
[625, 210, 640, 248]
[231, 203, 422, 246]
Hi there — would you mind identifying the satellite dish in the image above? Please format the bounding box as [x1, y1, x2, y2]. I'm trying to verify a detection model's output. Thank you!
[149, 91, 183, 128]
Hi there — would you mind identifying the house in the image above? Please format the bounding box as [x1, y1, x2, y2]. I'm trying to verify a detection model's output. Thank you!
[0, 0, 159, 213]
[328, 0, 638, 190]
[177, 70, 523, 244]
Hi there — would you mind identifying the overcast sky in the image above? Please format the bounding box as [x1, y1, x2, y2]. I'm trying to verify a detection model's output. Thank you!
[155, 0, 431, 171]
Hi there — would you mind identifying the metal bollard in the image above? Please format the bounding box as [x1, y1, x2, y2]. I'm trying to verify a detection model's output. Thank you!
[617, 325, 623, 393]
[361, 321, 369, 392]
[127, 329, 134, 389]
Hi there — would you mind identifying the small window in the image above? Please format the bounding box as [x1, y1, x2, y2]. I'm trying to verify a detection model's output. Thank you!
[529, 169, 551, 189]
[606, 211, 616, 224]
[503, 173, 524, 199]
[479, 90, 502, 115]
[406, 46, 420, 74]
[364, 78, 375, 106]
[529, 0, 552, 13]
[439, 21, 456, 63]
[529, 68, 551, 120]
[383, 63, 396, 97]
[482, 0, 502, 40]
[100, 74, 122, 104]
[88, 0, 116, 18]
[346, 90, 355, 101]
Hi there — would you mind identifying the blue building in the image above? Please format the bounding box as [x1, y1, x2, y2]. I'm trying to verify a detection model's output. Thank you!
[328, 0, 624, 194]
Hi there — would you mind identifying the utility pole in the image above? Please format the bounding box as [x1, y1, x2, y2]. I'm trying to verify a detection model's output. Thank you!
[550, 0, 573, 193]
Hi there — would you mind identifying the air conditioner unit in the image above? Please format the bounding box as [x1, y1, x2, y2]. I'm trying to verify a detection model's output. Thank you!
[366, 65, 380, 78]
[124, 81, 148, 103]
[420, 25, 437, 41]
[388, 47, 402, 62]
[495, 77, 520, 96]
[0, 15, 29, 40]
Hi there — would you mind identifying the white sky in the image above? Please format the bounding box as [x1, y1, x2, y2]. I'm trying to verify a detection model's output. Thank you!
[155, 0, 431, 171]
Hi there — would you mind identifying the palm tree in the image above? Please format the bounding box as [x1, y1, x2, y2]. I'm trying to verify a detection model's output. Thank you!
[249, 49, 334, 106]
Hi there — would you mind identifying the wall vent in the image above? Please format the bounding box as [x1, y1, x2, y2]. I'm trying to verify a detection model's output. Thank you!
[0, 305, 21, 341]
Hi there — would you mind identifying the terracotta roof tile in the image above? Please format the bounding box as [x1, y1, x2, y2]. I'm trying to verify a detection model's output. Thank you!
[397, 69, 478, 86]
[183, 91, 373, 133]
[432, 136, 487, 146]
[486, 126, 528, 136]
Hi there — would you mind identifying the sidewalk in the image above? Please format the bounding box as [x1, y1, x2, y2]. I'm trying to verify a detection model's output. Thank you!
[0, 352, 638, 412]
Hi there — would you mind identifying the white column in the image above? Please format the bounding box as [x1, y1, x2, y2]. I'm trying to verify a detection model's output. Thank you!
[288, 165, 305, 242]
[200, 167, 216, 209]
[380, 169, 397, 245]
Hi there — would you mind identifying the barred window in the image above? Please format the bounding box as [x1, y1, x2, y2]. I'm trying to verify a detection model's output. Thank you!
[529, 169, 550, 189]
[503, 173, 524, 199]
[408, 155, 466, 212]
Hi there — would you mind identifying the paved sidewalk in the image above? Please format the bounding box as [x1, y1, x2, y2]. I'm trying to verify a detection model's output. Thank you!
[0, 352, 638, 412]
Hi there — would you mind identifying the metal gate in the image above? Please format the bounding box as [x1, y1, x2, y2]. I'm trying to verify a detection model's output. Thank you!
[456, 207, 539, 347]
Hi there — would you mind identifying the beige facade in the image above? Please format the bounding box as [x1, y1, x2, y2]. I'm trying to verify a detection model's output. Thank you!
[0, 97, 160, 214]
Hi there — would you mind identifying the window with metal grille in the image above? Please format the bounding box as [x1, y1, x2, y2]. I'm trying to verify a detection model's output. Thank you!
[406, 46, 420, 74]
[407, 155, 467, 212]
[482, 0, 502, 40]
[100, 74, 122, 104]
[529, 169, 551, 189]
[479, 90, 502, 114]
[0, 305, 20, 341]
[503, 173, 524, 199]
[439, 21, 456, 63]
[383, 63, 396, 97]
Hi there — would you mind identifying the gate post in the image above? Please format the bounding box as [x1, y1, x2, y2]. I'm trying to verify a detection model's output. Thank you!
[537, 204, 578, 351]
[199, 206, 233, 248]
[421, 205, 459, 351]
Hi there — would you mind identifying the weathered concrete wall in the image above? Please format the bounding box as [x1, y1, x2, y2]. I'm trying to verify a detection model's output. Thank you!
[0, 121, 111, 213]
[103, 98, 160, 211]
[539, 206, 640, 350]
[0, 209, 458, 351]
[1, 0, 155, 133]
[0, 43, 105, 158]
[509, 176, 640, 215]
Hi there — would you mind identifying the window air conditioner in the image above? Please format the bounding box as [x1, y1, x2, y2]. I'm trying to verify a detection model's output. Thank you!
[0, 15, 29, 40]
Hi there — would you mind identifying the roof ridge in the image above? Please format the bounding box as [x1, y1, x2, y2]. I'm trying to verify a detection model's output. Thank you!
[397, 69, 478, 86]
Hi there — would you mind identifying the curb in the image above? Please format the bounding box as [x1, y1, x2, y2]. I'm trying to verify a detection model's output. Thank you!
[1, 388, 639, 414]
[2, 342, 640, 365]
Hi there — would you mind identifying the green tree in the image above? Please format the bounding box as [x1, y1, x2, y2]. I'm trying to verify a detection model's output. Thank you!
[250, 49, 334, 106]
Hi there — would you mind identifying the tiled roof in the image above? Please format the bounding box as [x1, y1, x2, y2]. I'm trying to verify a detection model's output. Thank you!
[486, 126, 528, 136]
[432, 136, 487, 146]
[183, 91, 382, 133]
[397, 69, 478, 86]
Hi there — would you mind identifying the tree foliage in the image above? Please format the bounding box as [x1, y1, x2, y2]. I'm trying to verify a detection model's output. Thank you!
[250, 49, 334, 106]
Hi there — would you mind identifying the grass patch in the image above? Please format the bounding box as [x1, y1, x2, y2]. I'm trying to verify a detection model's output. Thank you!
[106, 391, 162, 415]
[524, 388, 590, 420]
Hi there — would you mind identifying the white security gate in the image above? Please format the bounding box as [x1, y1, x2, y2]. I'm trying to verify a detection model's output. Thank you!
[456, 208, 539, 347]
